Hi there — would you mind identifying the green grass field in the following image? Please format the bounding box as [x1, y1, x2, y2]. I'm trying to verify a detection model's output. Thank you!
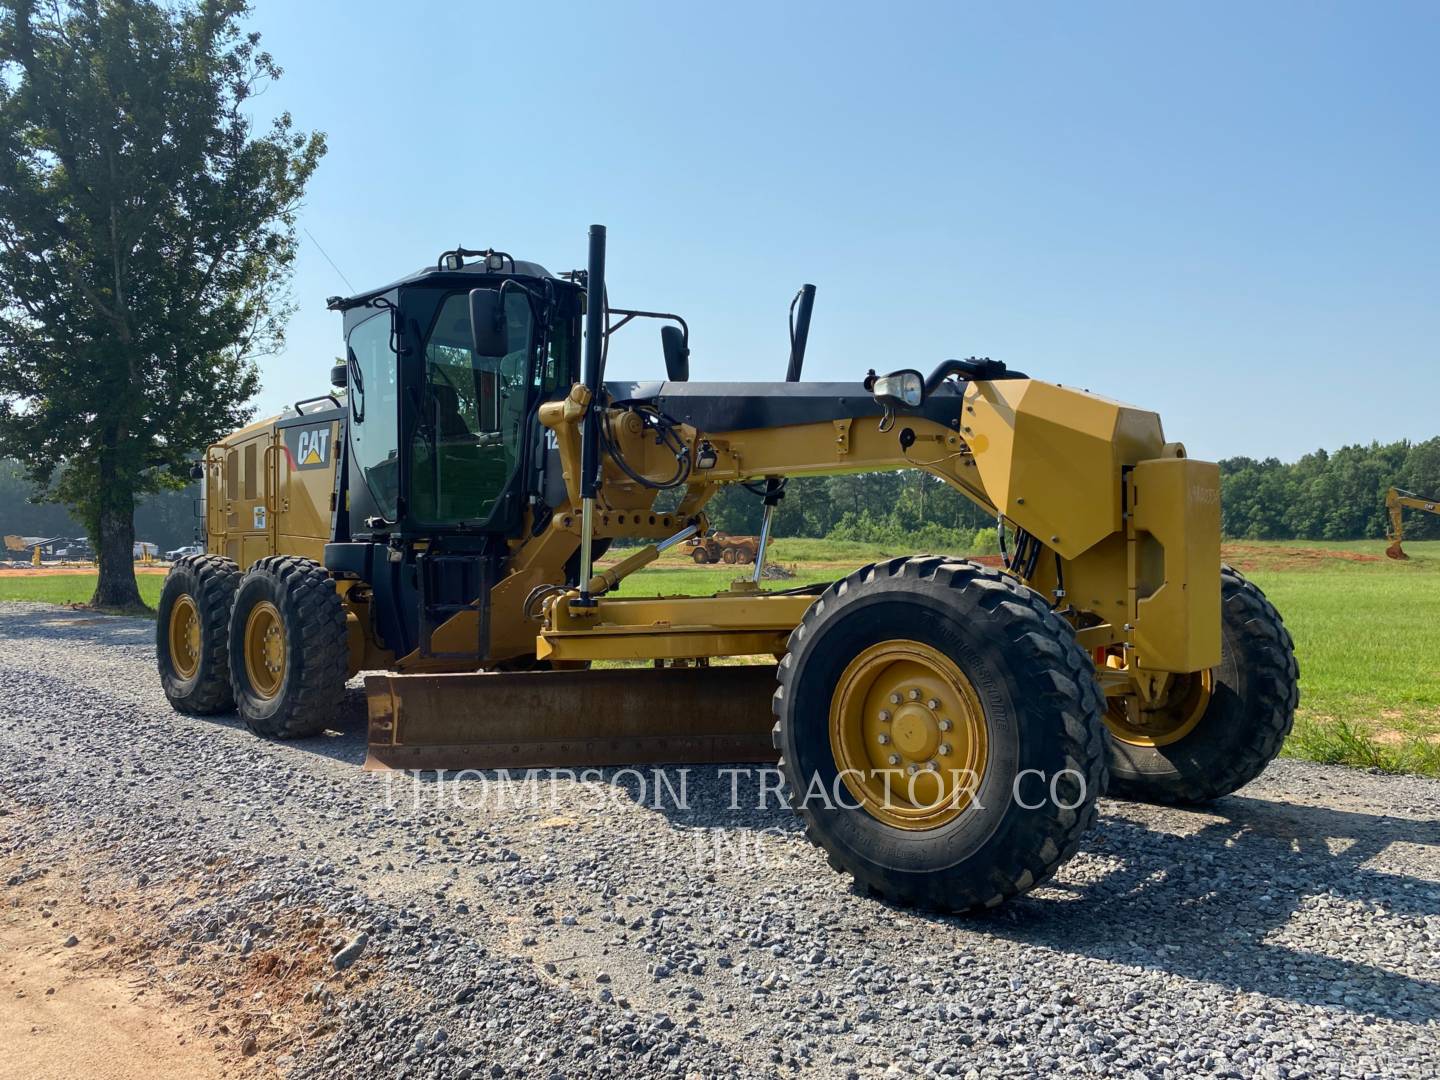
[1235, 541, 1440, 775]
[0, 571, 165, 608]
[5, 537, 1438, 774]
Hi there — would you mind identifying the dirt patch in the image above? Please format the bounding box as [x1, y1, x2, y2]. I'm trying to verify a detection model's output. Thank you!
[0, 843, 375, 1079]
[0, 903, 227, 1080]
[1221, 543, 1383, 573]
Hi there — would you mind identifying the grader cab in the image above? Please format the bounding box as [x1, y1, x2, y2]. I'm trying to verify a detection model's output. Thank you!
[157, 226, 1298, 912]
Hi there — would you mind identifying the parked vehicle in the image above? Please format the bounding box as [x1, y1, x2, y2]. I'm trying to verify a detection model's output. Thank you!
[686, 532, 760, 565]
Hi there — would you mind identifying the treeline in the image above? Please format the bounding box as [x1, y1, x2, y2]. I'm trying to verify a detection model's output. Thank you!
[0, 460, 200, 552]
[704, 437, 1440, 545]
[1220, 438, 1440, 541]
[6, 436, 1438, 556]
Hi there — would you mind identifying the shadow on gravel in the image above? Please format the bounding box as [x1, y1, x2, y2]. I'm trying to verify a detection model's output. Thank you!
[956, 796, 1440, 1024]
[594, 763, 1440, 1023]
[185, 686, 372, 767]
[583, 767, 1440, 1023]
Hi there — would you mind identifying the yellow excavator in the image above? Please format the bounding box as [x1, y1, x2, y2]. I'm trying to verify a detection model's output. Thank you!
[1385, 487, 1440, 560]
[156, 225, 1298, 912]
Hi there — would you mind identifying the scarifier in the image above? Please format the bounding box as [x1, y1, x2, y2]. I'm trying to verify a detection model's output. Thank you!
[157, 225, 1299, 911]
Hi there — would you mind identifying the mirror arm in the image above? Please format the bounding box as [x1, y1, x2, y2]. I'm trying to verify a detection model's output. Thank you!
[498, 277, 550, 322]
[604, 307, 689, 349]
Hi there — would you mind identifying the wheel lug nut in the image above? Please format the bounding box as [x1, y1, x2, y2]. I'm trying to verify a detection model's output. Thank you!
[887, 754, 901, 766]
[877, 733, 891, 745]
[908, 689, 920, 701]
[938, 719, 952, 732]
[927, 761, 940, 772]
[889, 693, 901, 705]
[879, 710, 891, 722]
[939, 743, 952, 756]
[906, 763, 919, 775]
[926, 698, 939, 710]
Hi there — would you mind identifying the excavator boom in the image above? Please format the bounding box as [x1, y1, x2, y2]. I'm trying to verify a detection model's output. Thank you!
[1385, 486, 1440, 560]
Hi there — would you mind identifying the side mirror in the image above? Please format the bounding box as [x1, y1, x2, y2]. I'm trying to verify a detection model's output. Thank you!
[870, 369, 924, 409]
[189, 462, 205, 481]
[660, 324, 689, 382]
[468, 288, 509, 356]
[330, 361, 347, 389]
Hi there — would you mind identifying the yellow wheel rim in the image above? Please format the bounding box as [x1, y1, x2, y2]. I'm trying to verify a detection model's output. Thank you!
[243, 601, 286, 699]
[830, 640, 989, 830]
[1103, 665, 1213, 747]
[168, 594, 201, 680]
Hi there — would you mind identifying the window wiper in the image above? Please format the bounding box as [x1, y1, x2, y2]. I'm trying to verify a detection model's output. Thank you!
[347, 348, 365, 422]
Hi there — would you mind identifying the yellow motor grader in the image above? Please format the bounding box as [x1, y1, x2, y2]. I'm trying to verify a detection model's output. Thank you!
[158, 226, 1298, 912]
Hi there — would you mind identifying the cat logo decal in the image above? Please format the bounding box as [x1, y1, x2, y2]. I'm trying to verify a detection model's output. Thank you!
[285, 426, 332, 471]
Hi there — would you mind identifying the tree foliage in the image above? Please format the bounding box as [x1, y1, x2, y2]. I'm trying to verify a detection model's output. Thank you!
[702, 470, 998, 549]
[1219, 439, 1440, 541]
[0, 0, 323, 606]
[0, 457, 200, 551]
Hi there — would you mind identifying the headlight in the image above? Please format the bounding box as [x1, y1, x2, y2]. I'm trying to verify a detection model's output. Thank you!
[871, 369, 924, 409]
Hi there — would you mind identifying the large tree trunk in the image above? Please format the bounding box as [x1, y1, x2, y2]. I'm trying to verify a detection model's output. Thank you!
[90, 454, 144, 611]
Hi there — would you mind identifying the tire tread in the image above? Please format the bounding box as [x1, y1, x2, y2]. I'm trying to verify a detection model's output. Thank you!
[772, 556, 1108, 913]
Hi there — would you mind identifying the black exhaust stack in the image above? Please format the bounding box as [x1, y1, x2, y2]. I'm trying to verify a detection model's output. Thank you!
[753, 283, 817, 583]
[576, 224, 607, 604]
[785, 283, 817, 383]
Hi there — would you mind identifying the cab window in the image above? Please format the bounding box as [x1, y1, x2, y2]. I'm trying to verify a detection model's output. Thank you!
[410, 290, 534, 525]
[346, 311, 400, 520]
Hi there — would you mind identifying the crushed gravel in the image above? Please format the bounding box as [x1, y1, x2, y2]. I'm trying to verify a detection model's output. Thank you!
[1, 600, 1437, 1078]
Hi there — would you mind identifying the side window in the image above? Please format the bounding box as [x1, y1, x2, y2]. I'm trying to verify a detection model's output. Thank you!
[347, 312, 399, 519]
[541, 308, 578, 393]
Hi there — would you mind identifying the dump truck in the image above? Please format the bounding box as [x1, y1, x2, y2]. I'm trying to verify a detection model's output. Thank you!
[686, 531, 760, 565]
[157, 226, 1298, 912]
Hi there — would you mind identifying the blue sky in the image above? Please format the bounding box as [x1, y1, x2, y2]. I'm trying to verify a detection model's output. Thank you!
[244, 1, 1438, 462]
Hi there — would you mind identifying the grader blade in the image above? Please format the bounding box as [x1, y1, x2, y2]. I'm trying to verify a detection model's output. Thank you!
[364, 665, 781, 771]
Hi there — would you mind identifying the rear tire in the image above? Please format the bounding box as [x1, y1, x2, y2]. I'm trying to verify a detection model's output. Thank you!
[1105, 566, 1298, 804]
[721, 547, 737, 564]
[228, 556, 348, 739]
[156, 555, 239, 715]
[773, 557, 1107, 912]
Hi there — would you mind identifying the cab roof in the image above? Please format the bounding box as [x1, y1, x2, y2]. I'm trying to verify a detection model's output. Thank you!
[327, 254, 560, 312]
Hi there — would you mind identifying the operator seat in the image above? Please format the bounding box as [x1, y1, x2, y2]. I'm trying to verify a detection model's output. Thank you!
[430, 383, 471, 441]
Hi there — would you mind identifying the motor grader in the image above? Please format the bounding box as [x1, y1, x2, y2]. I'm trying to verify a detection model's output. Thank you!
[157, 225, 1298, 912]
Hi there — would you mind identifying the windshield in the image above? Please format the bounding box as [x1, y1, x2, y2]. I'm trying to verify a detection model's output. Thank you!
[409, 290, 536, 525]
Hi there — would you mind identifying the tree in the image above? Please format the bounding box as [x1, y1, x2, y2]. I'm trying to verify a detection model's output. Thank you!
[0, 0, 323, 607]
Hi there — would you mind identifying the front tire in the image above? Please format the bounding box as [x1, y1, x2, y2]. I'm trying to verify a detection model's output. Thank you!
[228, 557, 348, 739]
[773, 557, 1108, 912]
[1105, 566, 1298, 804]
[156, 555, 239, 715]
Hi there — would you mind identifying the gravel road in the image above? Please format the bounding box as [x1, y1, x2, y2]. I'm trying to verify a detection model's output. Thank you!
[1, 601, 1437, 1079]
